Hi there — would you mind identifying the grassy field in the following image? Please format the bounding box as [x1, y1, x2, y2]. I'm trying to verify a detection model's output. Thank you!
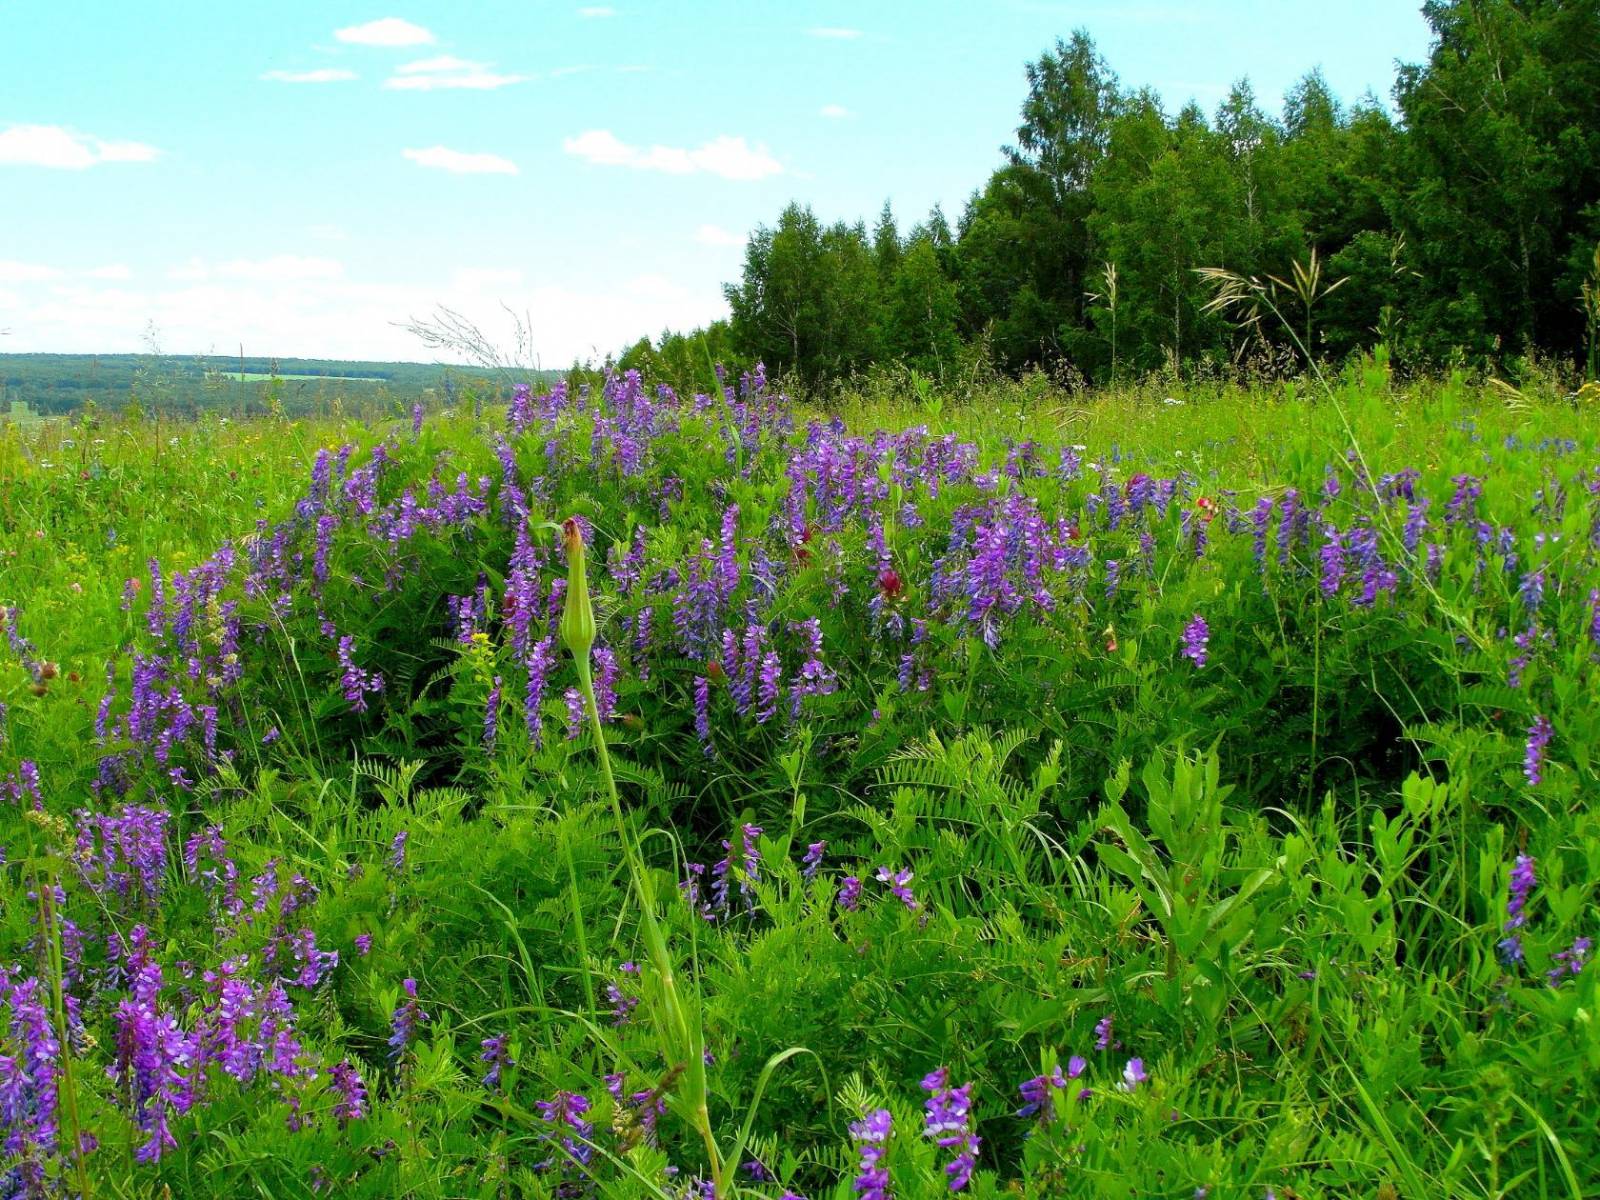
[0, 363, 1596, 1198]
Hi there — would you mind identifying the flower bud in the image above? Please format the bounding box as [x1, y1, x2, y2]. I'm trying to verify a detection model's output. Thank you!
[558, 517, 596, 657]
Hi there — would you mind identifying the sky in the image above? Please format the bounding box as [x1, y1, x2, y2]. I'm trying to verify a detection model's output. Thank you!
[0, 1, 1435, 366]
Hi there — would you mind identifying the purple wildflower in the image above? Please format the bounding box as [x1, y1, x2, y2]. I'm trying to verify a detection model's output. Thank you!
[802, 840, 826, 881]
[922, 1067, 980, 1191]
[875, 865, 920, 911]
[389, 830, 409, 875]
[1180, 614, 1209, 669]
[1119, 1058, 1148, 1091]
[331, 1060, 367, 1125]
[1524, 715, 1552, 787]
[838, 875, 862, 911]
[480, 1034, 514, 1091]
[849, 1108, 893, 1200]
[387, 978, 427, 1062]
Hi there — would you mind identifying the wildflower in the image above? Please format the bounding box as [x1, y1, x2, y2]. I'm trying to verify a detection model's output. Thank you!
[480, 1033, 514, 1090]
[802, 840, 826, 881]
[535, 1090, 595, 1167]
[838, 875, 862, 911]
[483, 675, 502, 753]
[388, 978, 427, 1062]
[849, 1108, 893, 1200]
[564, 687, 584, 739]
[1548, 937, 1592, 986]
[525, 637, 555, 747]
[336, 635, 383, 713]
[606, 961, 640, 1025]
[354, 933, 373, 956]
[389, 830, 409, 875]
[331, 1060, 367, 1124]
[693, 675, 713, 756]
[875, 865, 920, 911]
[1119, 1058, 1148, 1091]
[1180, 614, 1209, 668]
[1094, 1015, 1115, 1051]
[1498, 854, 1536, 965]
[922, 1067, 980, 1191]
[1524, 715, 1552, 786]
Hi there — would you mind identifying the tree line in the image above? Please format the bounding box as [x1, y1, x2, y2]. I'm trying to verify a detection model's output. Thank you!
[624, 0, 1600, 389]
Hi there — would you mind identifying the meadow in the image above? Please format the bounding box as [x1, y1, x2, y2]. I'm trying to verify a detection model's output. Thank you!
[1, 360, 1596, 1199]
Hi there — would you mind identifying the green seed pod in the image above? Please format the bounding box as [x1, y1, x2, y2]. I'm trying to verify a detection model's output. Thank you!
[559, 516, 596, 658]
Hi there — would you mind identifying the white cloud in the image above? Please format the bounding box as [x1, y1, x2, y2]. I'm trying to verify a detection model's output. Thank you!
[217, 256, 345, 282]
[807, 26, 862, 38]
[819, 103, 851, 118]
[385, 68, 528, 90]
[84, 264, 133, 280]
[0, 261, 63, 283]
[334, 17, 435, 46]
[2, 263, 731, 366]
[452, 267, 524, 289]
[563, 130, 782, 181]
[396, 55, 481, 73]
[694, 224, 746, 247]
[402, 146, 518, 174]
[0, 125, 160, 169]
[261, 68, 358, 83]
[577, 5, 616, 15]
[386, 55, 529, 90]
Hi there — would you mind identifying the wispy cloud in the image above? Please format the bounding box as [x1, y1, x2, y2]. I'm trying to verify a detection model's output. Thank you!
[395, 55, 479, 73]
[0, 261, 62, 283]
[0, 124, 160, 169]
[334, 17, 436, 46]
[819, 103, 852, 118]
[402, 146, 519, 174]
[85, 264, 133, 280]
[694, 224, 746, 247]
[220, 256, 345, 282]
[261, 68, 358, 83]
[384, 58, 529, 90]
[563, 130, 782, 181]
[577, 6, 616, 16]
[807, 26, 862, 39]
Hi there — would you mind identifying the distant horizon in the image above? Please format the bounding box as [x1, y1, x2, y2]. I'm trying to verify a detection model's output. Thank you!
[4, 2, 1431, 362]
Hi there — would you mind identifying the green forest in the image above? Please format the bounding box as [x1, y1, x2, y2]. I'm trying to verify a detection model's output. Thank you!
[0, 354, 521, 418]
[624, 0, 1600, 388]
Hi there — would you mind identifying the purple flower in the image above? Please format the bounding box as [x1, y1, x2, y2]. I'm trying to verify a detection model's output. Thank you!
[1548, 936, 1592, 986]
[480, 1033, 514, 1091]
[1180, 614, 1209, 669]
[693, 675, 713, 757]
[1094, 1015, 1115, 1051]
[838, 875, 862, 911]
[483, 676, 502, 753]
[875, 865, 920, 911]
[525, 637, 555, 748]
[1498, 852, 1537, 965]
[336, 635, 384, 713]
[331, 1060, 367, 1124]
[535, 1090, 595, 1168]
[849, 1108, 893, 1200]
[354, 933, 373, 957]
[802, 840, 826, 881]
[1119, 1057, 1148, 1091]
[564, 687, 584, 740]
[922, 1068, 980, 1191]
[606, 961, 640, 1025]
[388, 978, 427, 1062]
[389, 830, 409, 875]
[1524, 715, 1552, 787]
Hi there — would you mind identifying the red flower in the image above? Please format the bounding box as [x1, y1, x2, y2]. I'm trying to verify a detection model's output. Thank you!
[877, 568, 904, 601]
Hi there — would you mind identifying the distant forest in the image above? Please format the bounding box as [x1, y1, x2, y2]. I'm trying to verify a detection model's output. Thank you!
[622, 0, 1600, 389]
[0, 354, 538, 418]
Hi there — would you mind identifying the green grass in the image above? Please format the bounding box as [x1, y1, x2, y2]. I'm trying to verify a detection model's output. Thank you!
[0, 365, 1596, 1198]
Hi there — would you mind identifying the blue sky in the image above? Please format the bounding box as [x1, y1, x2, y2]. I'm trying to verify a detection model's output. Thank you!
[1, 2, 1433, 365]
